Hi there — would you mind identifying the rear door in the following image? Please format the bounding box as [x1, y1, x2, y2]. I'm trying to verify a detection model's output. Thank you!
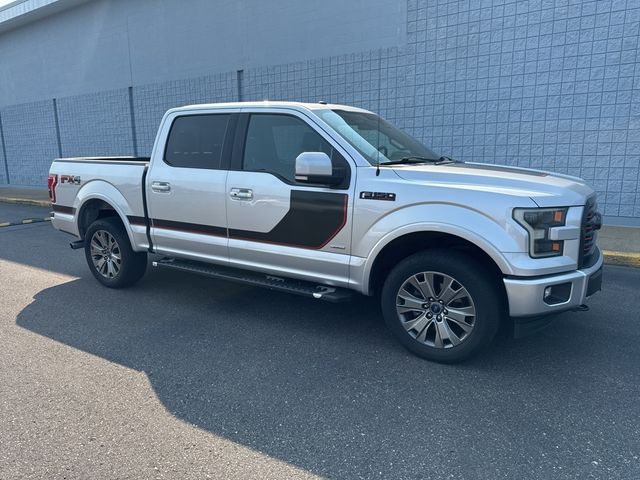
[225, 109, 355, 287]
[146, 109, 237, 263]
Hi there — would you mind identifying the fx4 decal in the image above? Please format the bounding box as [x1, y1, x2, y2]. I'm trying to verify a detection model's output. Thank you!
[60, 175, 81, 185]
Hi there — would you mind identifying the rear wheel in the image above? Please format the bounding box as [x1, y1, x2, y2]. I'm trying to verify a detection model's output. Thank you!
[84, 217, 147, 288]
[381, 249, 502, 363]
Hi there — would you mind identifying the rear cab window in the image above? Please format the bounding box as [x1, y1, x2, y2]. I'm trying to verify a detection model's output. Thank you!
[164, 114, 230, 169]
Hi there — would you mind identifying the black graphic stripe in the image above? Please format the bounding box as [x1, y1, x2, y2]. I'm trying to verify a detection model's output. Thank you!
[129, 216, 226, 237]
[127, 191, 348, 249]
[229, 191, 348, 249]
[450, 163, 548, 177]
[151, 218, 226, 237]
[128, 216, 226, 237]
[52, 204, 75, 215]
[127, 216, 146, 226]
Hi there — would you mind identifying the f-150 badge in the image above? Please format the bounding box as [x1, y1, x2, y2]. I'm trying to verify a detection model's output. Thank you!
[359, 191, 396, 201]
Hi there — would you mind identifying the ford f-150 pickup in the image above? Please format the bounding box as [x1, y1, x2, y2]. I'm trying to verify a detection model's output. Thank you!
[49, 101, 603, 362]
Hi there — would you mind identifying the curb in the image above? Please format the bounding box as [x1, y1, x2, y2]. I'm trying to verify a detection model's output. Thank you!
[0, 217, 52, 228]
[0, 196, 51, 207]
[602, 250, 640, 268]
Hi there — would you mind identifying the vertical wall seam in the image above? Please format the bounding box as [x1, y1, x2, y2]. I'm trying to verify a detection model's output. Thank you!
[125, 19, 134, 88]
[0, 112, 10, 184]
[128, 86, 138, 156]
[52, 98, 63, 158]
[237, 69, 244, 102]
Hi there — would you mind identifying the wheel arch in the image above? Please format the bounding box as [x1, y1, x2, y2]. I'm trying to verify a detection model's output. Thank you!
[71, 180, 140, 245]
[77, 198, 126, 239]
[363, 225, 514, 297]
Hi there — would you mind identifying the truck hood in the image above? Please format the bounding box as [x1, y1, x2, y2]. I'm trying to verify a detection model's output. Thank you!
[391, 162, 594, 207]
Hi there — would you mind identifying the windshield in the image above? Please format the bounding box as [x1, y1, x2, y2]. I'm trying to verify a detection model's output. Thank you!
[316, 109, 438, 165]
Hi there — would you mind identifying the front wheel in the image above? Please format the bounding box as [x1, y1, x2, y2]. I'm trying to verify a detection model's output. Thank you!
[381, 249, 503, 363]
[84, 217, 147, 288]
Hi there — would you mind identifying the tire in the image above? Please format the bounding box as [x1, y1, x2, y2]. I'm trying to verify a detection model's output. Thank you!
[380, 249, 502, 363]
[84, 217, 147, 288]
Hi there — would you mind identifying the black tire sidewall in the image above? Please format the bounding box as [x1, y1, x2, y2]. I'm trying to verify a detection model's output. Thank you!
[84, 218, 147, 288]
[381, 249, 502, 363]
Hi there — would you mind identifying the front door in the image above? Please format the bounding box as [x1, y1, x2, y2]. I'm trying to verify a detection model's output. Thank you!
[146, 111, 235, 263]
[225, 111, 354, 286]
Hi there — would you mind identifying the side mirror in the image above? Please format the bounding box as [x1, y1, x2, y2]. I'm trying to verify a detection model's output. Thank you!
[295, 152, 341, 185]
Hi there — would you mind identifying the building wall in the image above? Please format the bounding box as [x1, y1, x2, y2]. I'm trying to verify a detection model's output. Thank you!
[57, 88, 134, 157]
[0, 0, 638, 225]
[0, 0, 406, 105]
[0, 100, 59, 186]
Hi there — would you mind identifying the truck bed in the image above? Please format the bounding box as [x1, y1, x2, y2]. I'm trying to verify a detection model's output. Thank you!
[49, 156, 151, 246]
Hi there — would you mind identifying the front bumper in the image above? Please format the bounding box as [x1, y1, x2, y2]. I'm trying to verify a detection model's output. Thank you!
[503, 248, 603, 317]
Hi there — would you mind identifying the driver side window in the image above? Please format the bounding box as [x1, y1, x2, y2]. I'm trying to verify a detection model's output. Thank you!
[243, 114, 337, 184]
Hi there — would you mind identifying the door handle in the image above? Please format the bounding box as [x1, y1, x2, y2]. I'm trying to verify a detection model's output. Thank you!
[151, 181, 171, 193]
[230, 188, 253, 200]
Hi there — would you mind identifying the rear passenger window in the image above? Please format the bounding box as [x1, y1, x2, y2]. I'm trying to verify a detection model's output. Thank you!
[164, 114, 229, 169]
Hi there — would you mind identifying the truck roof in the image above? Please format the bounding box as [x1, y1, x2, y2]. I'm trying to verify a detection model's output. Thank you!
[168, 101, 373, 114]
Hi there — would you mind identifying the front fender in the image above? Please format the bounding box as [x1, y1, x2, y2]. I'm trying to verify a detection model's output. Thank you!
[352, 203, 528, 294]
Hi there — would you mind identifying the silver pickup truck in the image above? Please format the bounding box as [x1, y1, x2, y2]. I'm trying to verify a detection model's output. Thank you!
[49, 101, 603, 362]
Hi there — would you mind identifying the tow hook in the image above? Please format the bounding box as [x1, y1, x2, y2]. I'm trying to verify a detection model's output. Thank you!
[572, 304, 590, 312]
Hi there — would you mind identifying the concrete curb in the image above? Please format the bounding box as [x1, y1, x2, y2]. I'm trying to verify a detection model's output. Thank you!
[602, 251, 640, 268]
[0, 217, 52, 227]
[0, 196, 51, 208]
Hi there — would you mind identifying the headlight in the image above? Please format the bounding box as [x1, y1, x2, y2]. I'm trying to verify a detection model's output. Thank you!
[513, 207, 568, 258]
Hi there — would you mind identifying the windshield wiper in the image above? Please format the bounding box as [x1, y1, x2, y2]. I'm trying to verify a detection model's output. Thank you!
[381, 156, 439, 165]
[381, 155, 458, 166]
[436, 155, 457, 164]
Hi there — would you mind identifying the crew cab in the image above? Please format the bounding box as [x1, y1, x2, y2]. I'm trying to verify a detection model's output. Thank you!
[49, 101, 603, 362]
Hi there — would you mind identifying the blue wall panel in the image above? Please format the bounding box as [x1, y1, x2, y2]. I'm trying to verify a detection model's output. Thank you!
[242, 47, 415, 129]
[0, 100, 59, 186]
[406, 0, 640, 219]
[57, 88, 134, 157]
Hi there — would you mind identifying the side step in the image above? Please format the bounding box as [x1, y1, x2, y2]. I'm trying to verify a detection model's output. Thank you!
[152, 257, 353, 303]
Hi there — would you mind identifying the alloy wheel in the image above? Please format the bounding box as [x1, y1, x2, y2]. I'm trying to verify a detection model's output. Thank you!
[90, 230, 122, 279]
[395, 271, 476, 348]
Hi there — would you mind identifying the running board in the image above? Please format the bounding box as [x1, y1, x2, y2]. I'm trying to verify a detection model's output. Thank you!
[152, 258, 353, 303]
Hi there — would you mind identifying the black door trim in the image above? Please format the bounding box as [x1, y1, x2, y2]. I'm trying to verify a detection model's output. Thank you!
[229, 190, 348, 249]
[131, 190, 348, 249]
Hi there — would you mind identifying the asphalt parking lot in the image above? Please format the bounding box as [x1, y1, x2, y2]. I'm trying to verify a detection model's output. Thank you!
[1, 205, 639, 479]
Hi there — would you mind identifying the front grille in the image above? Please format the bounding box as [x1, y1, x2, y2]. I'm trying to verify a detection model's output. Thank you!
[579, 195, 600, 268]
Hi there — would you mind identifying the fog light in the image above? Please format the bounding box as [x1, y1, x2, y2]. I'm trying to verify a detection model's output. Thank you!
[543, 282, 572, 305]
